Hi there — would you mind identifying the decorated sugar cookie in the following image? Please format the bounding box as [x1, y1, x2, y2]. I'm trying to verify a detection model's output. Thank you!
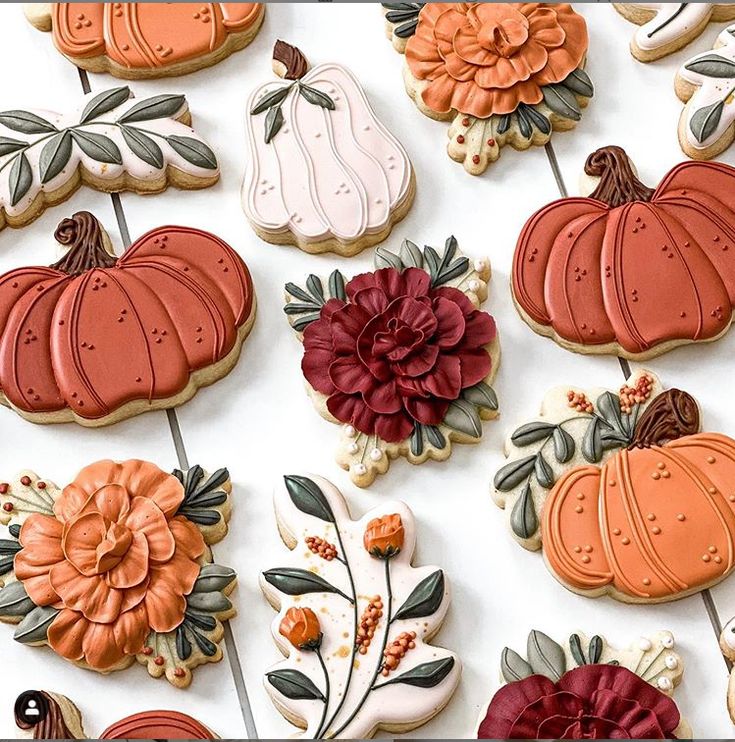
[261, 474, 460, 739]
[494, 369, 735, 604]
[720, 617, 735, 723]
[25, 3, 265, 79]
[676, 24, 735, 160]
[0, 460, 236, 687]
[284, 237, 499, 486]
[243, 41, 415, 256]
[0, 86, 218, 231]
[513, 145, 735, 360]
[14, 689, 217, 739]
[383, 3, 593, 175]
[477, 629, 691, 738]
[0, 210, 255, 426]
[614, 3, 735, 62]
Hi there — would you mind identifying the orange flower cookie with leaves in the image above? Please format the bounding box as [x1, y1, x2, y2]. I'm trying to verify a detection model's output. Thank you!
[382, 3, 593, 174]
[494, 369, 735, 604]
[0, 460, 236, 687]
[261, 475, 459, 739]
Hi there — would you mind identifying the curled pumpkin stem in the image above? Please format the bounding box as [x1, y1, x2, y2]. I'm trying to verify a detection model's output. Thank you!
[629, 389, 700, 449]
[51, 211, 117, 275]
[586, 145, 655, 207]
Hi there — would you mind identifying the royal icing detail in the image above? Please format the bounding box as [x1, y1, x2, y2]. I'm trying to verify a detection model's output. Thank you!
[30, 3, 264, 76]
[0, 211, 255, 426]
[477, 630, 690, 739]
[385, 3, 593, 174]
[284, 237, 499, 486]
[261, 475, 460, 739]
[720, 617, 735, 723]
[0, 87, 218, 230]
[243, 42, 413, 252]
[0, 461, 236, 687]
[512, 145, 735, 359]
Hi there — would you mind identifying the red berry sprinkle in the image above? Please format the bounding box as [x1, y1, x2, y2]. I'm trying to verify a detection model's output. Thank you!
[487, 138, 496, 147]
[37, 481, 46, 489]
[456, 135, 465, 144]
[472, 155, 480, 164]
[154, 656, 165, 666]
[142, 647, 153, 656]
[2, 503, 13, 512]
[20, 476, 31, 486]
[462, 117, 469, 126]
[174, 668, 186, 678]
[0, 484, 8, 494]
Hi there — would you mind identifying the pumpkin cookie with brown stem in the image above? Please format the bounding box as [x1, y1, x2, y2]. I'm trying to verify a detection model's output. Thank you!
[513, 145, 735, 360]
[494, 369, 735, 604]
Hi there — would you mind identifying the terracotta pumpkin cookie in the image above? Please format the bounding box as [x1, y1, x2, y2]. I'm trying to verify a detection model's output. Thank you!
[25, 3, 265, 79]
[383, 3, 593, 174]
[477, 629, 690, 738]
[614, 3, 735, 62]
[261, 474, 460, 738]
[0, 460, 237, 687]
[0, 210, 255, 426]
[14, 689, 218, 739]
[243, 41, 415, 256]
[513, 145, 735, 360]
[494, 369, 735, 604]
[284, 237, 499, 486]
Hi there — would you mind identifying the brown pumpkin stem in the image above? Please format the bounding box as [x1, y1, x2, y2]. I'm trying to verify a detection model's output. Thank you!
[50, 211, 117, 276]
[629, 389, 700, 449]
[585, 146, 655, 207]
[272, 40, 308, 80]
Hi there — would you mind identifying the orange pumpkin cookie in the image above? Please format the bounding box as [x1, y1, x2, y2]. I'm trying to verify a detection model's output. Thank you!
[494, 371, 735, 603]
[25, 3, 265, 79]
[0, 460, 236, 687]
[513, 145, 735, 360]
[382, 3, 593, 174]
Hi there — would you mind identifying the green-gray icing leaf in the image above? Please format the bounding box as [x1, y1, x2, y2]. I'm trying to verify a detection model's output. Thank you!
[251, 84, 292, 115]
[435, 257, 470, 285]
[13, 605, 58, 644]
[291, 312, 322, 332]
[522, 104, 552, 135]
[285, 281, 316, 304]
[596, 392, 625, 434]
[267, 669, 325, 701]
[0, 110, 56, 134]
[441, 235, 457, 268]
[0, 136, 27, 156]
[527, 630, 566, 680]
[189, 628, 217, 656]
[684, 54, 735, 78]
[263, 568, 349, 600]
[542, 83, 581, 121]
[443, 399, 482, 438]
[426, 425, 446, 449]
[328, 270, 346, 301]
[71, 129, 122, 164]
[497, 114, 511, 135]
[306, 274, 325, 304]
[562, 68, 594, 98]
[8, 524, 20, 539]
[375, 246, 403, 270]
[167, 135, 217, 169]
[400, 239, 423, 268]
[178, 508, 220, 526]
[9, 151, 32, 207]
[582, 416, 603, 463]
[511, 421, 555, 446]
[284, 475, 335, 522]
[501, 647, 533, 682]
[79, 87, 130, 124]
[569, 633, 586, 666]
[423, 245, 441, 279]
[176, 625, 192, 660]
[516, 105, 532, 140]
[39, 130, 72, 184]
[410, 424, 424, 457]
[588, 635, 603, 664]
[118, 94, 186, 123]
[0, 580, 35, 617]
[120, 125, 164, 168]
[534, 453, 554, 489]
[690, 100, 724, 143]
[392, 570, 444, 621]
[0, 555, 15, 576]
[185, 609, 216, 632]
[375, 657, 454, 688]
[0, 539, 21, 556]
[298, 83, 335, 110]
[264, 105, 284, 144]
[510, 482, 537, 539]
[283, 301, 321, 315]
[463, 382, 498, 411]
[192, 564, 236, 593]
[186, 591, 232, 613]
[553, 426, 575, 463]
[494, 455, 536, 491]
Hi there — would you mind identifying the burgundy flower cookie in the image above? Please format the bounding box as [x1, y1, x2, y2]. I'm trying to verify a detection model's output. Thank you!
[285, 238, 500, 486]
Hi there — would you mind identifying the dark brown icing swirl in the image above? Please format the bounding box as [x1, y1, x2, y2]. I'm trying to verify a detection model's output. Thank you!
[14, 691, 79, 739]
[273, 40, 308, 80]
[629, 389, 700, 448]
[51, 211, 117, 275]
[586, 146, 655, 207]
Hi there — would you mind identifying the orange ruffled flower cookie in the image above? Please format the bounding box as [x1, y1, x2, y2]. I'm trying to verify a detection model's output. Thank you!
[0, 460, 236, 688]
[383, 3, 593, 174]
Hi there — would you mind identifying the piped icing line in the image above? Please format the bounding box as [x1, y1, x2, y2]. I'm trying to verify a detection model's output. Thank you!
[627, 3, 715, 52]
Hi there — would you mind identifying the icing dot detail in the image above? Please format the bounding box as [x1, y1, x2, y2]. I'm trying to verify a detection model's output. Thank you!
[638, 638, 652, 651]
[665, 654, 678, 670]
[657, 677, 673, 691]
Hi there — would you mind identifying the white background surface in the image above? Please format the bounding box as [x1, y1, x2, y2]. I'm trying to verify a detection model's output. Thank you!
[1, 1, 735, 738]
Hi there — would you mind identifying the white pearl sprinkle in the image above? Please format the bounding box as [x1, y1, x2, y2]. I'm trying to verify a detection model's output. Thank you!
[638, 638, 652, 651]
[665, 654, 678, 670]
[468, 279, 480, 292]
[347, 442, 359, 455]
[661, 634, 675, 649]
[353, 464, 367, 476]
[370, 448, 382, 461]
[657, 677, 673, 691]
[474, 259, 487, 272]
[344, 425, 356, 438]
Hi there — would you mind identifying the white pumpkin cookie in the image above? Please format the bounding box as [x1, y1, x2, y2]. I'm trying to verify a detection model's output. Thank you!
[243, 41, 415, 257]
[720, 616, 735, 723]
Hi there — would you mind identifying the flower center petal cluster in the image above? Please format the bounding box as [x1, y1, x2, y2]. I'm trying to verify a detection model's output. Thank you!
[14, 460, 205, 670]
[301, 267, 496, 443]
[406, 3, 588, 117]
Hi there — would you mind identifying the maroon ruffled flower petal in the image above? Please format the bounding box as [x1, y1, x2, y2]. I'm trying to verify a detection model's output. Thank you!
[330, 303, 372, 354]
[329, 355, 372, 394]
[326, 392, 377, 433]
[351, 286, 390, 316]
[422, 354, 462, 399]
[461, 310, 497, 348]
[363, 379, 403, 415]
[456, 347, 492, 387]
[375, 410, 415, 442]
[392, 343, 441, 378]
[432, 296, 466, 348]
[404, 396, 450, 426]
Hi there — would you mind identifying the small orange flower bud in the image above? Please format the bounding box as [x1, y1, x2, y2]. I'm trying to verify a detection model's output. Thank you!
[279, 607, 321, 650]
[363, 513, 404, 559]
